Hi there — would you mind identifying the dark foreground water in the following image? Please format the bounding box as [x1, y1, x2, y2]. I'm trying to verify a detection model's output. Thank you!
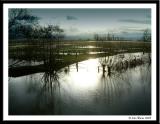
[9, 53, 151, 115]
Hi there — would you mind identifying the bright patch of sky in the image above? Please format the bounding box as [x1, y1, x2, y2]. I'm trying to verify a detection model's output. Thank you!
[28, 9, 151, 39]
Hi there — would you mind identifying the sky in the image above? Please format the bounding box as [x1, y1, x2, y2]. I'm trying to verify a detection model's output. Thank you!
[29, 9, 151, 40]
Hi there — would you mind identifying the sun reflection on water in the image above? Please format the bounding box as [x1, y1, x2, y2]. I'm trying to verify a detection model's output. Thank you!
[70, 59, 100, 89]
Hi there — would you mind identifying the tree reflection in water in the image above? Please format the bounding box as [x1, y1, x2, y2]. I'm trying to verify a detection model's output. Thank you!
[95, 68, 149, 112]
[139, 63, 151, 95]
[95, 69, 132, 106]
[32, 65, 61, 115]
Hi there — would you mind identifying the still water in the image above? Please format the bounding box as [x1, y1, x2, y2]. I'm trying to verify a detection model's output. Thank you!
[9, 53, 151, 115]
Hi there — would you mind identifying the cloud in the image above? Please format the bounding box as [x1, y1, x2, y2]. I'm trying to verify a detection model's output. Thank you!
[64, 27, 80, 36]
[121, 31, 128, 34]
[52, 16, 57, 19]
[119, 19, 150, 24]
[119, 26, 151, 34]
[66, 16, 78, 20]
[69, 27, 79, 32]
[124, 27, 145, 32]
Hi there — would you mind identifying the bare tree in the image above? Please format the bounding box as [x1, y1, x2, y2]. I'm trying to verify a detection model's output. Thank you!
[9, 9, 39, 40]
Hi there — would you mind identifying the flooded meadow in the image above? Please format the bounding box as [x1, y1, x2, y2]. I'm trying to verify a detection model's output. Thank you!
[9, 52, 151, 115]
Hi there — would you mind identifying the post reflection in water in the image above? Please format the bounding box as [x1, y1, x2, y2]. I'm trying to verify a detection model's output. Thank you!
[9, 53, 151, 115]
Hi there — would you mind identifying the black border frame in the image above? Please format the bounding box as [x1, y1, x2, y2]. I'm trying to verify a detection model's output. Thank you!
[1, 0, 159, 123]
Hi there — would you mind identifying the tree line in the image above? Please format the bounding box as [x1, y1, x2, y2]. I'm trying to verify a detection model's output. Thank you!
[94, 30, 151, 42]
[94, 33, 124, 41]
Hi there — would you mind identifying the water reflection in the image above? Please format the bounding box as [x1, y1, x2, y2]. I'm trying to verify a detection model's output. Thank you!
[67, 59, 99, 89]
[34, 66, 62, 114]
[95, 69, 132, 106]
[9, 52, 151, 115]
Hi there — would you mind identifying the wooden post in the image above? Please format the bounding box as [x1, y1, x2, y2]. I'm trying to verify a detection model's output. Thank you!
[102, 64, 106, 74]
[76, 62, 78, 72]
[107, 66, 111, 76]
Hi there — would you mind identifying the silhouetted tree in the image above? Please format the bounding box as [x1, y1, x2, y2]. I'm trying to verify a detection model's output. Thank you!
[142, 29, 151, 42]
[9, 9, 39, 39]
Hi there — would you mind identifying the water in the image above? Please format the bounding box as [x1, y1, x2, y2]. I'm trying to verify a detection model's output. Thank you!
[77, 46, 100, 48]
[88, 52, 106, 54]
[9, 53, 151, 115]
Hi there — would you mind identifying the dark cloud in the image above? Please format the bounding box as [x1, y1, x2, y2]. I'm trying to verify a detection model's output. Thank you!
[119, 19, 150, 24]
[66, 16, 77, 20]
[121, 31, 128, 34]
